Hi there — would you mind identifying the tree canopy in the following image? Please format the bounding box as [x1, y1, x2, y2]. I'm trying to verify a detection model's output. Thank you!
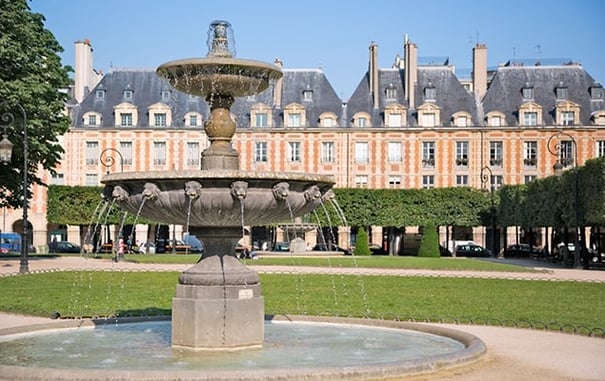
[0, 0, 71, 208]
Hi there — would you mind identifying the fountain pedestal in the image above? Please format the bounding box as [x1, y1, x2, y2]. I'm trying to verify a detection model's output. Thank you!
[172, 255, 264, 350]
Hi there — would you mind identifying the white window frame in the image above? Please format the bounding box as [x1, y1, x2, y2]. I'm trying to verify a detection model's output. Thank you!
[387, 142, 402, 163]
[321, 142, 335, 163]
[288, 141, 301, 162]
[254, 142, 268, 162]
[354, 142, 369, 163]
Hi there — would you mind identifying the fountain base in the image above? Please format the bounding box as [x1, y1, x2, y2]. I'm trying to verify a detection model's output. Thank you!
[172, 255, 264, 350]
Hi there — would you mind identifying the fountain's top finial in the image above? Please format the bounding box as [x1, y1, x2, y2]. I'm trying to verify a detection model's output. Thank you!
[207, 20, 236, 58]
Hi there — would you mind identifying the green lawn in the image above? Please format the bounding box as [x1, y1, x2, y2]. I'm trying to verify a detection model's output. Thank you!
[0, 270, 602, 334]
[121, 253, 540, 272]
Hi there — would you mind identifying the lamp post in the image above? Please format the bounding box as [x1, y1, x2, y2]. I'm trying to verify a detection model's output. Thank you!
[0, 103, 29, 274]
[547, 130, 580, 269]
[100, 148, 124, 173]
[480, 166, 496, 257]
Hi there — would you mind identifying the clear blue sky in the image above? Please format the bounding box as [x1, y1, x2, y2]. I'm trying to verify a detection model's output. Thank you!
[30, 0, 604, 100]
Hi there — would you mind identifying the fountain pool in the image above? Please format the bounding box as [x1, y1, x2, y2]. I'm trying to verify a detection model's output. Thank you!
[0, 315, 486, 380]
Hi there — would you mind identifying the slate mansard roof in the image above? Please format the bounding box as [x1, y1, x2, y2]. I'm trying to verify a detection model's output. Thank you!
[72, 59, 603, 129]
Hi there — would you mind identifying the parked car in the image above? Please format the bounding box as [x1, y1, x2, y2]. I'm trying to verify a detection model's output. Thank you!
[505, 243, 542, 258]
[137, 242, 156, 254]
[272, 242, 290, 252]
[368, 243, 386, 255]
[455, 243, 491, 257]
[313, 243, 350, 255]
[48, 241, 81, 253]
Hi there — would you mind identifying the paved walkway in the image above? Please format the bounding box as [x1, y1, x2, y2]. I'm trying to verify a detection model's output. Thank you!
[0, 256, 604, 380]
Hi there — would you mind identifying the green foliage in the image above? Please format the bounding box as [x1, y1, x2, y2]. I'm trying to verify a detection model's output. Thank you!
[418, 223, 440, 257]
[327, 187, 490, 228]
[0, 0, 71, 208]
[353, 227, 371, 256]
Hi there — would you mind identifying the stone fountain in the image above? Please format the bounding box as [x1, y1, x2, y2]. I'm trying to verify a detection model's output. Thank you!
[101, 20, 334, 350]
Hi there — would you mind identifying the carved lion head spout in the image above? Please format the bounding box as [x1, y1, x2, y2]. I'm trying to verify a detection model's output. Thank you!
[230, 181, 248, 200]
[303, 185, 322, 202]
[272, 182, 290, 201]
[142, 183, 161, 200]
[184, 181, 203, 199]
[322, 189, 336, 201]
[112, 185, 130, 201]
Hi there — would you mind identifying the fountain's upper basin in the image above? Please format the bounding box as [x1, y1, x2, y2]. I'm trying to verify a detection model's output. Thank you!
[101, 170, 334, 227]
[156, 57, 283, 98]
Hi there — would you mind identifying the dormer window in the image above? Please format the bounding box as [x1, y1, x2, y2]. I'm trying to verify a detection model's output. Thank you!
[302, 89, 313, 101]
[283, 103, 306, 127]
[486, 111, 506, 127]
[82, 111, 102, 127]
[384, 104, 407, 127]
[161, 89, 172, 102]
[319, 112, 338, 127]
[555, 100, 580, 126]
[184, 112, 203, 127]
[452, 111, 472, 127]
[148, 102, 172, 127]
[417, 103, 441, 127]
[522, 82, 534, 100]
[95, 88, 105, 99]
[352, 112, 371, 127]
[555, 82, 568, 100]
[518, 102, 542, 126]
[114, 102, 138, 127]
[385, 84, 397, 100]
[590, 83, 603, 100]
[123, 86, 134, 101]
[424, 82, 436, 101]
[250, 103, 272, 127]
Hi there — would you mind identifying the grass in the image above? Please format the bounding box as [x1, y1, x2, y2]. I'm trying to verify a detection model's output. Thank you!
[121, 253, 540, 272]
[0, 269, 603, 333]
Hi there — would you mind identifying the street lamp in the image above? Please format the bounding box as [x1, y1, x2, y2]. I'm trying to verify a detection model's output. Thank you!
[547, 130, 580, 269]
[100, 148, 124, 173]
[0, 103, 29, 273]
[480, 165, 496, 257]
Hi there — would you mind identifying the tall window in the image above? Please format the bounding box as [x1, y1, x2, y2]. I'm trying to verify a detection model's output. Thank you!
[321, 142, 335, 163]
[187, 142, 200, 166]
[85, 141, 99, 165]
[561, 111, 574, 126]
[422, 175, 434, 189]
[288, 142, 301, 162]
[523, 112, 538, 126]
[490, 175, 504, 190]
[355, 142, 369, 163]
[189, 115, 198, 127]
[524, 175, 536, 184]
[154, 113, 167, 127]
[597, 141, 605, 157]
[523, 141, 537, 166]
[387, 142, 402, 162]
[422, 141, 435, 167]
[85, 174, 98, 186]
[355, 175, 368, 188]
[455, 141, 469, 166]
[560, 141, 574, 167]
[119, 141, 133, 165]
[87, 114, 97, 126]
[490, 141, 503, 166]
[456, 175, 468, 186]
[254, 142, 268, 162]
[287, 113, 301, 127]
[421, 113, 435, 127]
[120, 113, 133, 127]
[153, 142, 166, 165]
[255, 113, 268, 127]
[388, 175, 401, 188]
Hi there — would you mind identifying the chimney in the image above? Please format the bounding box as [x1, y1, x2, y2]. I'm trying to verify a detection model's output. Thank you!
[404, 37, 418, 110]
[369, 42, 380, 109]
[273, 58, 283, 109]
[473, 43, 488, 101]
[74, 39, 94, 103]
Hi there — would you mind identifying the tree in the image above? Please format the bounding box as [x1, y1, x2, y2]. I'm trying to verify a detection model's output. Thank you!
[353, 227, 371, 256]
[418, 223, 440, 257]
[0, 0, 71, 208]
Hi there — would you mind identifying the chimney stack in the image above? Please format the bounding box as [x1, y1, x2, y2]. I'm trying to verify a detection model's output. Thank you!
[472, 43, 488, 101]
[404, 37, 418, 110]
[369, 42, 380, 109]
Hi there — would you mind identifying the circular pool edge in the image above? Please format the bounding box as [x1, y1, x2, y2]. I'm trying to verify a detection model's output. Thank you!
[0, 315, 487, 381]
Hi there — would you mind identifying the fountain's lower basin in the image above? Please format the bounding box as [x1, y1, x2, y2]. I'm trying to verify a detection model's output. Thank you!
[0, 315, 486, 381]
